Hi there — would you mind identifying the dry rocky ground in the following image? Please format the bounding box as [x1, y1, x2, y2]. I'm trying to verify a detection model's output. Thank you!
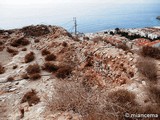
[0, 25, 160, 120]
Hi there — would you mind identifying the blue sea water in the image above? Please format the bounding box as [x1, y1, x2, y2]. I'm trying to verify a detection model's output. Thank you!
[0, 2, 160, 33]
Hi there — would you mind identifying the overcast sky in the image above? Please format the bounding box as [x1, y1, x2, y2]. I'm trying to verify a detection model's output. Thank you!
[0, 0, 160, 5]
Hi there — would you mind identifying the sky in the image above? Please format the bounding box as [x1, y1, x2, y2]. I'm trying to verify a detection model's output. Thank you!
[0, 0, 159, 30]
[0, 0, 160, 5]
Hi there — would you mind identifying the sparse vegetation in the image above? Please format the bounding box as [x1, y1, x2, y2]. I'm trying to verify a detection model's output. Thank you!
[41, 49, 51, 56]
[6, 47, 18, 55]
[26, 64, 40, 75]
[29, 73, 41, 80]
[148, 86, 160, 104]
[12, 65, 18, 69]
[1, 25, 160, 120]
[21, 73, 29, 79]
[141, 46, 160, 59]
[34, 39, 40, 43]
[62, 42, 68, 47]
[24, 52, 35, 63]
[0, 41, 3, 45]
[10, 39, 20, 47]
[0, 46, 4, 51]
[45, 53, 56, 61]
[108, 89, 136, 104]
[21, 48, 27, 51]
[56, 65, 72, 79]
[21, 38, 30, 46]
[19, 108, 24, 119]
[0, 64, 5, 74]
[83, 36, 89, 40]
[7, 76, 14, 82]
[137, 57, 157, 82]
[48, 81, 138, 120]
[117, 43, 130, 51]
[21, 90, 40, 106]
[10, 38, 30, 47]
[22, 25, 50, 37]
[42, 62, 59, 72]
[92, 36, 103, 43]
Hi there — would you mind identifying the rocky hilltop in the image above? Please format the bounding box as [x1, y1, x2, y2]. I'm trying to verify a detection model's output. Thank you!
[0, 25, 160, 120]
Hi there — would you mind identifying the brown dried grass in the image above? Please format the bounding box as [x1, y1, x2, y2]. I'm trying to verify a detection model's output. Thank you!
[47, 81, 138, 120]
[7, 76, 14, 82]
[136, 57, 157, 83]
[29, 73, 41, 80]
[55, 65, 72, 79]
[42, 62, 59, 72]
[11, 38, 30, 47]
[41, 49, 51, 56]
[24, 52, 35, 63]
[141, 46, 160, 59]
[21, 89, 40, 106]
[0, 64, 5, 74]
[26, 64, 40, 75]
[6, 47, 18, 55]
[45, 53, 56, 61]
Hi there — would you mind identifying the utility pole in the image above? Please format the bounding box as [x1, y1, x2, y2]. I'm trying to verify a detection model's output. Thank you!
[73, 17, 77, 36]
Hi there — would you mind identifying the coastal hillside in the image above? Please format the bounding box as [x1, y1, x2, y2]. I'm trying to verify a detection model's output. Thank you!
[0, 25, 160, 120]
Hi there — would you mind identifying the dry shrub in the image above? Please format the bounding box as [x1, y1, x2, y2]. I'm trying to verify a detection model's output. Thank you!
[42, 62, 59, 72]
[26, 64, 40, 75]
[73, 36, 80, 42]
[45, 53, 56, 61]
[108, 89, 136, 105]
[24, 52, 35, 63]
[0, 46, 4, 51]
[41, 49, 51, 56]
[29, 73, 41, 80]
[12, 65, 18, 69]
[55, 65, 72, 79]
[141, 46, 160, 59]
[10, 39, 21, 47]
[84, 57, 93, 67]
[102, 89, 137, 120]
[140, 105, 160, 114]
[21, 38, 30, 46]
[10, 38, 30, 47]
[83, 36, 89, 40]
[48, 81, 103, 119]
[22, 25, 50, 37]
[34, 39, 40, 43]
[0, 41, 3, 45]
[136, 57, 157, 82]
[137, 86, 160, 119]
[117, 43, 130, 51]
[91, 36, 103, 43]
[21, 48, 27, 51]
[6, 47, 18, 55]
[62, 42, 68, 47]
[19, 108, 24, 119]
[0, 101, 7, 119]
[0, 64, 5, 74]
[7, 76, 14, 82]
[148, 86, 160, 104]
[21, 89, 40, 106]
[47, 81, 137, 120]
[21, 73, 29, 79]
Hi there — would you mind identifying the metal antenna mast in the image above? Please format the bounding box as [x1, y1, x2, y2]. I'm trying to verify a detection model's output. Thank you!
[73, 17, 77, 36]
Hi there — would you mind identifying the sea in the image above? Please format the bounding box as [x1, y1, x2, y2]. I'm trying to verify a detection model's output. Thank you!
[0, 2, 160, 33]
